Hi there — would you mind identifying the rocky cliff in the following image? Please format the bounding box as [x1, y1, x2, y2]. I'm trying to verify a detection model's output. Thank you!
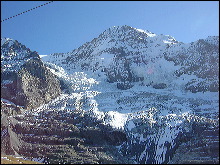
[1, 38, 61, 110]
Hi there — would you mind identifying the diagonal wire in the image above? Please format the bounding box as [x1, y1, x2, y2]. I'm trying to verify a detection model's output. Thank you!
[1, 1, 54, 23]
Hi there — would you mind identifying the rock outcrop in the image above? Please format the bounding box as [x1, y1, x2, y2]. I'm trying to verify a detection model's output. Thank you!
[1, 38, 61, 109]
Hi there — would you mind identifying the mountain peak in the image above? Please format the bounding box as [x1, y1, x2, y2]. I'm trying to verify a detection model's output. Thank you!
[109, 25, 152, 33]
[1, 37, 15, 47]
[110, 25, 133, 30]
[105, 25, 154, 36]
[102, 25, 134, 35]
[1, 38, 40, 72]
[97, 25, 159, 43]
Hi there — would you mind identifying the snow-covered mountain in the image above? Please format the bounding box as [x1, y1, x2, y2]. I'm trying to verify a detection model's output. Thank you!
[42, 25, 218, 92]
[39, 25, 219, 163]
[1, 25, 219, 164]
[1, 38, 39, 72]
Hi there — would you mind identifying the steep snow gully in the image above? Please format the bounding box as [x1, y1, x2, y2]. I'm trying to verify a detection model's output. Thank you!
[1, 25, 219, 164]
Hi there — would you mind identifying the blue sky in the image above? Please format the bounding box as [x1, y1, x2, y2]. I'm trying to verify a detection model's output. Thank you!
[1, 1, 219, 55]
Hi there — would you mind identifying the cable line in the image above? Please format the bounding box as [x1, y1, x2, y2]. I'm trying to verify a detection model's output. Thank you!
[1, 1, 54, 22]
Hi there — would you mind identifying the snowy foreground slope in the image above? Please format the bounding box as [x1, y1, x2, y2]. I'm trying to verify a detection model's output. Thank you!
[1, 25, 219, 164]
[38, 25, 219, 164]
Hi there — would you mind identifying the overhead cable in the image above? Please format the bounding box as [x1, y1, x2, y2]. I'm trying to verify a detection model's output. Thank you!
[1, 1, 54, 23]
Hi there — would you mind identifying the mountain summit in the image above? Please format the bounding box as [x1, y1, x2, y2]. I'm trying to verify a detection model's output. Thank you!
[42, 25, 218, 92]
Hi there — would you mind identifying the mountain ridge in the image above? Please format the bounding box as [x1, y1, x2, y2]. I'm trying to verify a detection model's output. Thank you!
[41, 25, 218, 93]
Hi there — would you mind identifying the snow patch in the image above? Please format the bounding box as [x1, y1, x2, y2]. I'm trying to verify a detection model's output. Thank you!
[104, 111, 128, 129]
[135, 28, 156, 37]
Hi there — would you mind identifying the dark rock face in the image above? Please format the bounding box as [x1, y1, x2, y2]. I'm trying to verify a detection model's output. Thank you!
[80, 126, 127, 145]
[117, 82, 134, 90]
[106, 57, 135, 85]
[1, 100, 22, 116]
[1, 38, 61, 109]
[184, 79, 219, 93]
[168, 122, 219, 164]
[152, 83, 167, 89]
